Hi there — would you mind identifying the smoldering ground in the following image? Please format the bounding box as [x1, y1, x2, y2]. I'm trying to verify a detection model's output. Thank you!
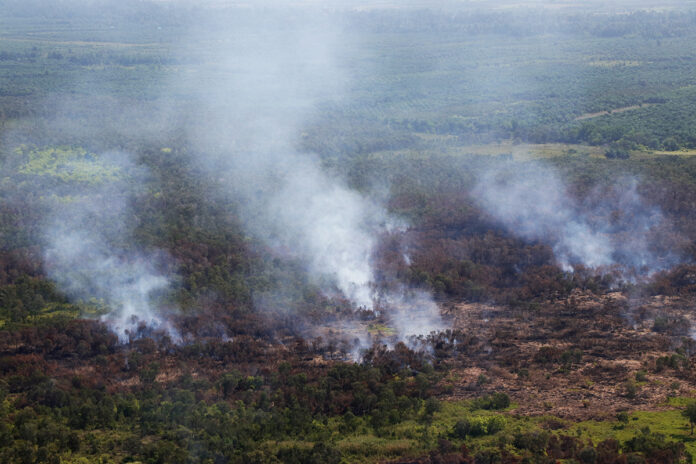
[24, 150, 179, 342]
[167, 7, 445, 343]
[0, 4, 446, 347]
[8, 1, 688, 349]
[471, 160, 680, 280]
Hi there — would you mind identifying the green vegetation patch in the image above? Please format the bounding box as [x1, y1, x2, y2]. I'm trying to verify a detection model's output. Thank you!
[367, 323, 396, 336]
[17, 145, 122, 184]
[571, 408, 696, 457]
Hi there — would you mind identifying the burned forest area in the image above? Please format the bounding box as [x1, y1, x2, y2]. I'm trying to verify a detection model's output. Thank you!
[5, 1, 696, 463]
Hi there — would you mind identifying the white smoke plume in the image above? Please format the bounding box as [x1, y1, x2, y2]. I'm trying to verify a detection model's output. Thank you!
[173, 8, 444, 341]
[41, 152, 177, 342]
[472, 160, 674, 277]
[378, 287, 445, 339]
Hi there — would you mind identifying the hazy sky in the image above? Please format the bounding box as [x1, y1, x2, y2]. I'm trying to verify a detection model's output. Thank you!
[148, 0, 696, 11]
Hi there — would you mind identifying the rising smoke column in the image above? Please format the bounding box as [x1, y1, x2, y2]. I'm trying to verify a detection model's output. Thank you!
[174, 8, 444, 340]
[41, 151, 176, 342]
[472, 160, 674, 276]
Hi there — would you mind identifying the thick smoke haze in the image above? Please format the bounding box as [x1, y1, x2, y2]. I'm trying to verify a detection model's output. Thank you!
[0, 4, 446, 345]
[172, 9, 444, 340]
[472, 161, 675, 277]
[41, 152, 176, 342]
[12, 1, 686, 345]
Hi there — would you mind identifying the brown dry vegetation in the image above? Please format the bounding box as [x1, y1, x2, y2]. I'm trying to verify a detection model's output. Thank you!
[435, 290, 696, 421]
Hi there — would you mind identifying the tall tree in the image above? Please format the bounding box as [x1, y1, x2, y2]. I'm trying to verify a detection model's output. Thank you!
[682, 402, 696, 435]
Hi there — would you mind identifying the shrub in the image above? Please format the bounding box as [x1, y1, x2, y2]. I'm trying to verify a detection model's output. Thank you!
[474, 448, 502, 464]
[451, 415, 506, 439]
[469, 417, 488, 437]
[578, 446, 597, 464]
[472, 392, 510, 410]
[513, 430, 550, 454]
[534, 346, 561, 364]
[424, 397, 441, 415]
[561, 348, 583, 366]
[452, 419, 471, 439]
[624, 380, 638, 399]
[624, 429, 686, 463]
[486, 416, 506, 434]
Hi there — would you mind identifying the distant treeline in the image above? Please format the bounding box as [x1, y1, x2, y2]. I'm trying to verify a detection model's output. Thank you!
[348, 9, 696, 38]
[3, 0, 696, 39]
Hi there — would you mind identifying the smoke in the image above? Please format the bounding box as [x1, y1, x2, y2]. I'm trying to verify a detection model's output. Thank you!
[0, 5, 445, 346]
[472, 160, 675, 277]
[40, 151, 177, 342]
[378, 287, 445, 339]
[264, 156, 382, 309]
[173, 8, 444, 341]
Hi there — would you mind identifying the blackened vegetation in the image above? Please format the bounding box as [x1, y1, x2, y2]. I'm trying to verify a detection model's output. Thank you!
[389, 434, 686, 464]
[4, 6, 696, 463]
[0, 319, 443, 463]
[1, 149, 696, 462]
